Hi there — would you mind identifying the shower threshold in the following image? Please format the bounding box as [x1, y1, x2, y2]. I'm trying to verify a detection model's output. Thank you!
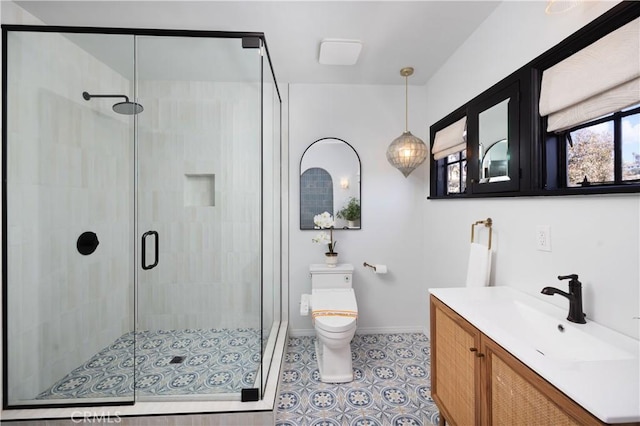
[36, 328, 261, 400]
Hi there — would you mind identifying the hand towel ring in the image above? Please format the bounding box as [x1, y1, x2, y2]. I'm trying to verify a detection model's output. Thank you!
[471, 218, 492, 250]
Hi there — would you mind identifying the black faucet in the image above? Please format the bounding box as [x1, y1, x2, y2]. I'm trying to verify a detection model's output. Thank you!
[541, 274, 587, 324]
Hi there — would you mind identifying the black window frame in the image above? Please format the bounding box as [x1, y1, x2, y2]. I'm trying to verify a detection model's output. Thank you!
[550, 105, 640, 190]
[429, 1, 640, 199]
[429, 68, 532, 199]
[430, 106, 468, 198]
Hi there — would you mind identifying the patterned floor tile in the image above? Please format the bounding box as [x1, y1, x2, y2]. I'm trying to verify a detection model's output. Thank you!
[37, 328, 261, 399]
[276, 333, 440, 426]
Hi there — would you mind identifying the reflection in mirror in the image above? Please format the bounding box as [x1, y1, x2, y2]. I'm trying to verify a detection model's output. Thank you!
[300, 138, 361, 230]
[479, 98, 510, 183]
[481, 139, 508, 181]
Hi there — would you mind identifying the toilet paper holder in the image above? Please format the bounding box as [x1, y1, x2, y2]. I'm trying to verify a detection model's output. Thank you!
[364, 262, 388, 274]
[471, 217, 493, 250]
[363, 262, 377, 271]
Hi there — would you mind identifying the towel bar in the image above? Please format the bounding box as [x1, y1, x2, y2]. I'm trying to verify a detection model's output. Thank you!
[471, 218, 492, 250]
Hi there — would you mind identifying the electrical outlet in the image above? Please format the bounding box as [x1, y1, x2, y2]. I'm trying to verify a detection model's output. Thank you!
[536, 225, 551, 252]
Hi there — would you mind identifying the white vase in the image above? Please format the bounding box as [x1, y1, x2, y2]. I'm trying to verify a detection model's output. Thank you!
[325, 253, 338, 267]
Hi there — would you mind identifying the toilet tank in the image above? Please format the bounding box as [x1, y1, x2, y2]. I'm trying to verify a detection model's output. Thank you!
[310, 264, 354, 289]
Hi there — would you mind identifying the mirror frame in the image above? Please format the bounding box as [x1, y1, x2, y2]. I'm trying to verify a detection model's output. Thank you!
[467, 81, 520, 194]
[299, 137, 362, 230]
[478, 97, 509, 184]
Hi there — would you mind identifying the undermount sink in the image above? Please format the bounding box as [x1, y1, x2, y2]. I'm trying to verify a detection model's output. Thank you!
[487, 300, 635, 362]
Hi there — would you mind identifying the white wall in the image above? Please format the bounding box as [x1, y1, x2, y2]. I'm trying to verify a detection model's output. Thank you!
[425, 1, 640, 340]
[289, 83, 429, 335]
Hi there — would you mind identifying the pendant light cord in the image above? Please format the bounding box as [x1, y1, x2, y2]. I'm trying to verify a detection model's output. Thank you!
[405, 74, 409, 132]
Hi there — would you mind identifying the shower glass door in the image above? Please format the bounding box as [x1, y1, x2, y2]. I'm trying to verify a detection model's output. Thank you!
[134, 35, 263, 399]
[4, 30, 136, 406]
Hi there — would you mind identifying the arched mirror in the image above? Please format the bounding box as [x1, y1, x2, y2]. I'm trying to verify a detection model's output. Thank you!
[300, 138, 361, 230]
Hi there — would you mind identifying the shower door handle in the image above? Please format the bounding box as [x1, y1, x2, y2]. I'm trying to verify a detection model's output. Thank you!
[141, 230, 159, 270]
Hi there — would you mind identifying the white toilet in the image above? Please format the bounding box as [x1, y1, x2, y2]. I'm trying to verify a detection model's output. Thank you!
[308, 263, 358, 383]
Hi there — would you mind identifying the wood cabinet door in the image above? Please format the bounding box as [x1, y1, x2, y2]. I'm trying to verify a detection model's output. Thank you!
[431, 296, 482, 426]
[481, 335, 602, 426]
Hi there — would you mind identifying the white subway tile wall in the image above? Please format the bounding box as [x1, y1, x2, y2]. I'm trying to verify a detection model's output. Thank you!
[7, 30, 133, 401]
[135, 80, 262, 332]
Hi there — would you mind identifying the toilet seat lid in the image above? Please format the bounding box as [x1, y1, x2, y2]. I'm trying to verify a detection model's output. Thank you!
[312, 288, 358, 333]
[315, 314, 356, 333]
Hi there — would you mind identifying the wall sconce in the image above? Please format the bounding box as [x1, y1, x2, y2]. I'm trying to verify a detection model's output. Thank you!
[340, 178, 349, 189]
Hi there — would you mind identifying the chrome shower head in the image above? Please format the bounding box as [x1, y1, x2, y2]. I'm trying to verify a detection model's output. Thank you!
[82, 91, 143, 115]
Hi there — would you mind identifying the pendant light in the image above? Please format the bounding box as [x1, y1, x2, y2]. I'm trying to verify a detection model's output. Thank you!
[545, 0, 578, 15]
[386, 67, 428, 177]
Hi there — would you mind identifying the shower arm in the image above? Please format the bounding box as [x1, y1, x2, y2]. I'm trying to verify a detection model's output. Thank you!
[82, 92, 130, 102]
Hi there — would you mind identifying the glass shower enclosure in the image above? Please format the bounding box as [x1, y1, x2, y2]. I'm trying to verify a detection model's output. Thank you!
[2, 26, 282, 408]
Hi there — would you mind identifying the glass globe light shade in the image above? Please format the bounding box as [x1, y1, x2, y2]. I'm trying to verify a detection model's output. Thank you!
[386, 131, 428, 177]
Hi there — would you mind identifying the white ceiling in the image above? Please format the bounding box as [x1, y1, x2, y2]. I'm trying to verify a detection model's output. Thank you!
[15, 1, 501, 85]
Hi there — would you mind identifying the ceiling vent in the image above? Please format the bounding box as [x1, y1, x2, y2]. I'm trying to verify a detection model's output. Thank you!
[319, 39, 362, 65]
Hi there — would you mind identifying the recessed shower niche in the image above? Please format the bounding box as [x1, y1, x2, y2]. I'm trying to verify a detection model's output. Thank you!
[184, 173, 216, 207]
[2, 26, 283, 412]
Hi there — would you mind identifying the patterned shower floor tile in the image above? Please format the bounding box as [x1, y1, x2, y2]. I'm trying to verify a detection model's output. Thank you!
[37, 328, 261, 399]
[275, 333, 440, 426]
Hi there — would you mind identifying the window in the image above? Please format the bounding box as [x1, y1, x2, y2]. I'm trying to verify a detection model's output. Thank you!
[561, 104, 640, 188]
[430, 113, 468, 197]
[539, 13, 639, 194]
[428, 3, 640, 199]
[445, 150, 467, 194]
[621, 106, 640, 182]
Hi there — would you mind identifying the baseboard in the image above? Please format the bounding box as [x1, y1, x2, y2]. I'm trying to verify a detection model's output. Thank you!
[289, 325, 429, 338]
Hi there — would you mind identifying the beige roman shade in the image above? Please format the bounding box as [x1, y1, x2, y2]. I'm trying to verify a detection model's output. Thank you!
[432, 116, 467, 160]
[539, 17, 640, 133]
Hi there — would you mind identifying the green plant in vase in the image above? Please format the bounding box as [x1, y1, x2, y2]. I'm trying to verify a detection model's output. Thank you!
[337, 197, 361, 227]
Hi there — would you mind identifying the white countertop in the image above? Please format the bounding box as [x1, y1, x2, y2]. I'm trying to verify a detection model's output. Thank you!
[429, 286, 640, 424]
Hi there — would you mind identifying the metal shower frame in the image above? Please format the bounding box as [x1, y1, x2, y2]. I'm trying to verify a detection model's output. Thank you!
[1, 23, 283, 410]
